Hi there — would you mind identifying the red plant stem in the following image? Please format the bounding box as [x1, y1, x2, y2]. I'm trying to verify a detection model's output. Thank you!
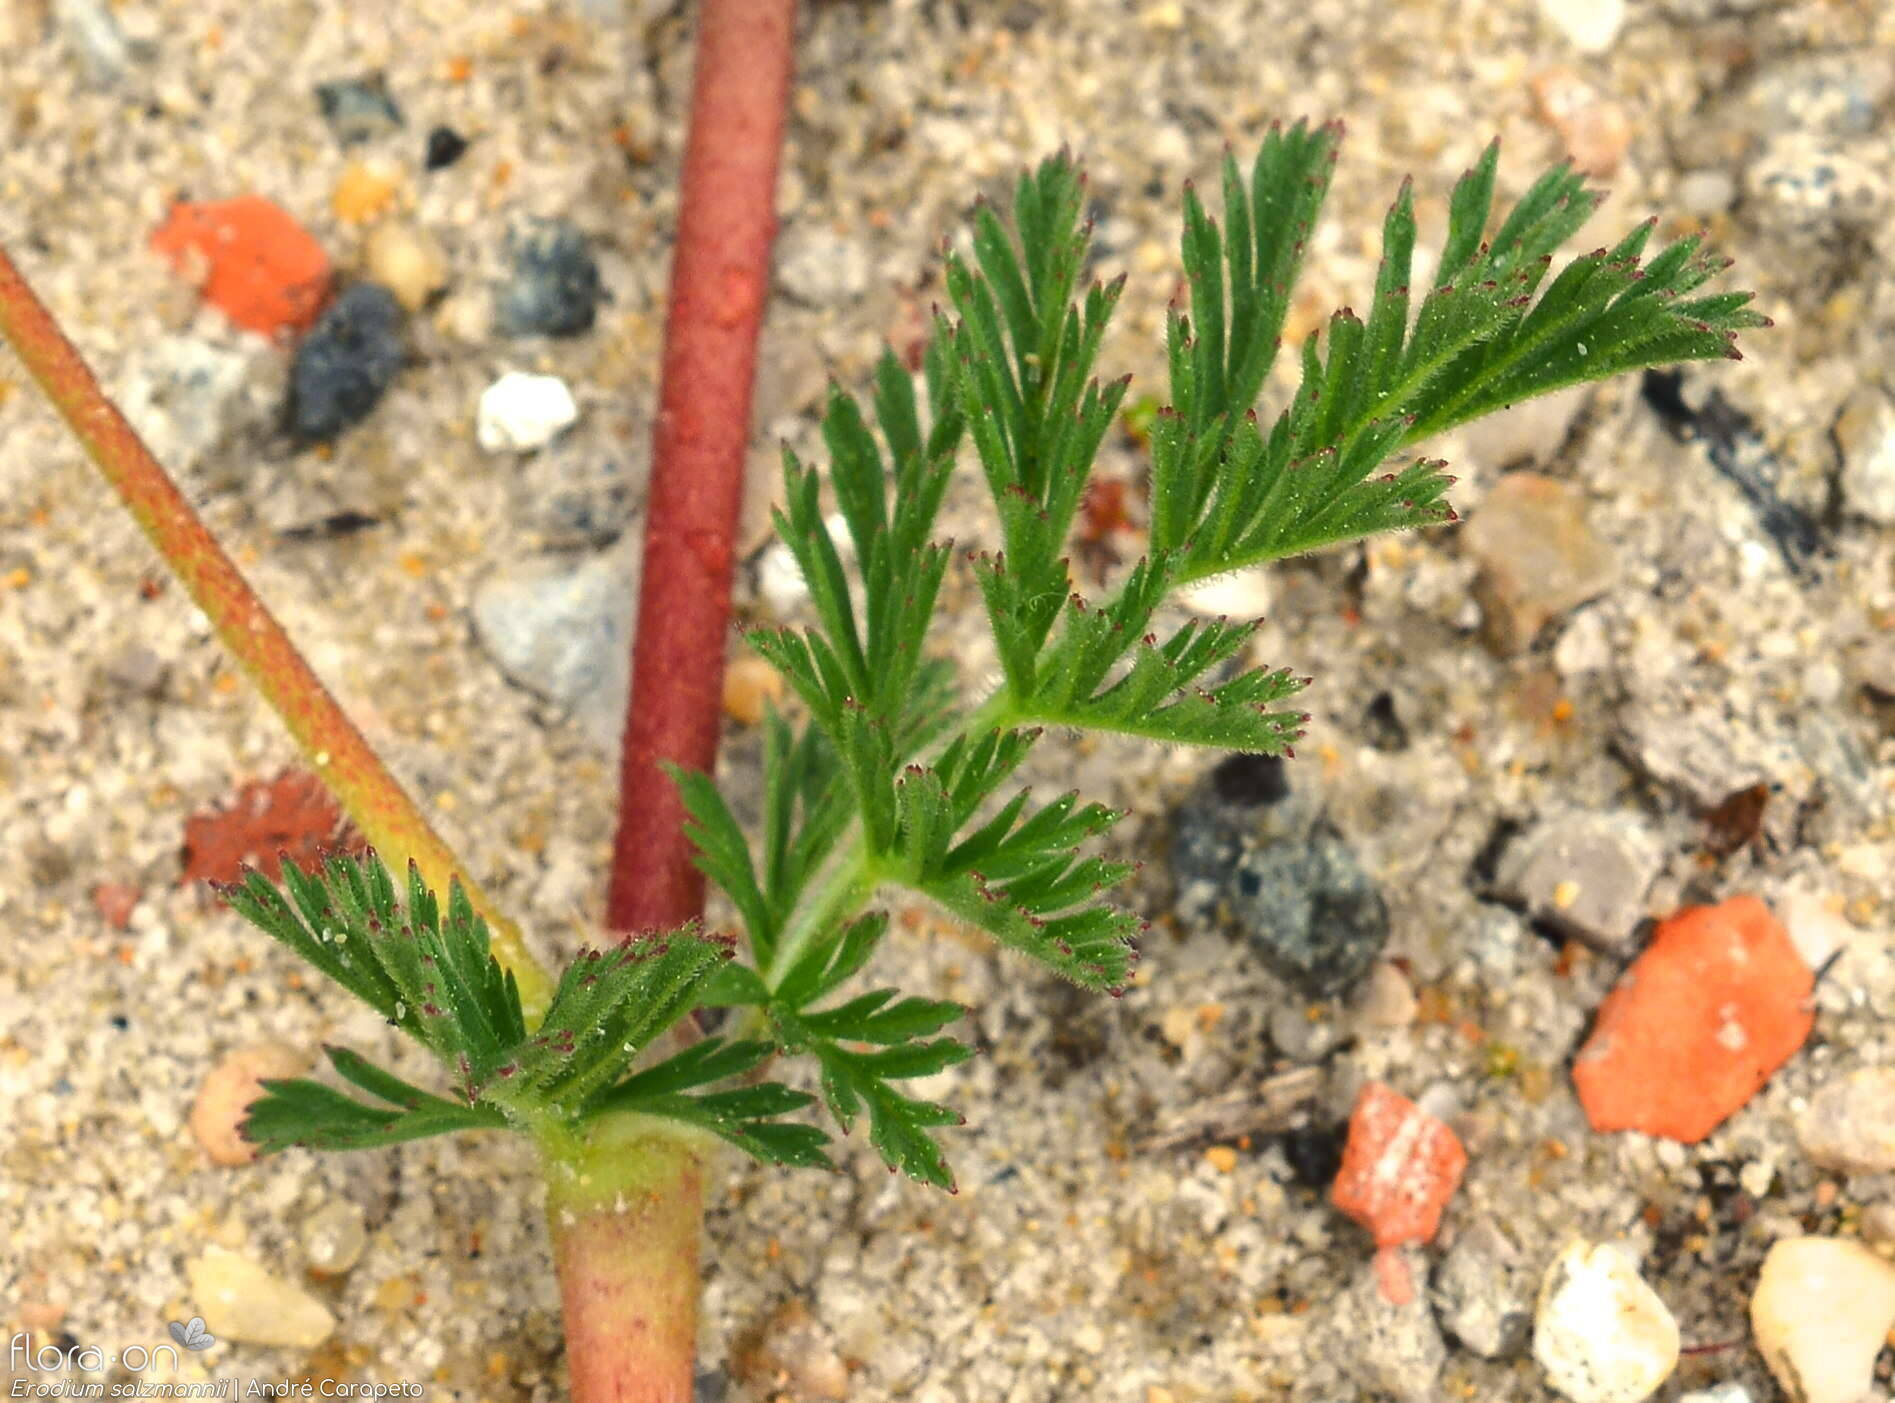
[0, 245, 555, 1014]
[543, 1119, 708, 1403]
[608, 0, 797, 938]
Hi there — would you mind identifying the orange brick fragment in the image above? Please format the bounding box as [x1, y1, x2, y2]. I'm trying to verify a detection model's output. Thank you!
[150, 195, 332, 337]
[1573, 895, 1812, 1143]
[179, 770, 365, 886]
[1330, 1081, 1468, 1249]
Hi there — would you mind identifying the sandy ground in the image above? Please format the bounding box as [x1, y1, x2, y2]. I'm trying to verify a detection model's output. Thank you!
[3, 0, 1894, 1399]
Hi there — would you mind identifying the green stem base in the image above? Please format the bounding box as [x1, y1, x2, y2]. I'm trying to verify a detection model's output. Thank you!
[543, 1116, 711, 1403]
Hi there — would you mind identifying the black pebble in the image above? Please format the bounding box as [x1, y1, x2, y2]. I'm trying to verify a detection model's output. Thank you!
[288, 284, 406, 444]
[495, 218, 603, 338]
[425, 124, 469, 171]
[1211, 752, 1289, 807]
[1361, 691, 1410, 753]
[1282, 1121, 1347, 1189]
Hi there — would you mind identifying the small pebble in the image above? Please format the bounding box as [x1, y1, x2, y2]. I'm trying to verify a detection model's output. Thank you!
[150, 196, 333, 337]
[1177, 567, 1272, 620]
[288, 283, 406, 443]
[424, 125, 469, 170]
[302, 1198, 368, 1275]
[722, 654, 785, 726]
[117, 334, 275, 477]
[331, 159, 403, 225]
[471, 544, 635, 727]
[1797, 1067, 1895, 1175]
[1331, 1081, 1467, 1251]
[190, 1040, 310, 1166]
[1269, 1001, 1339, 1062]
[1493, 811, 1661, 952]
[1744, 132, 1888, 249]
[495, 218, 603, 338]
[1357, 961, 1418, 1029]
[1751, 1236, 1895, 1403]
[53, 0, 133, 83]
[1433, 1220, 1532, 1359]
[314, 73, 404, 146]
[91, 881, 141, 930]
[1458, 384, 1590, 472]
[1535, 0, 1624, 51]
[731, 1299, 849, 1401]
[1832, 387, 1895, 527]
[1529, 68, 1632, 178]
[1676, 169, 1738, 217]
[188, 1245, 335, 1348]
[1338, 1247, 1445, 1401]
[531, 457, 639, 549]
[364, 223, 449, 313]
[101, 639, 169, 698]
[1857, 1200, 1895, 1249]
[1533, 1241, 1679, 1403]
[752, 514, 855, 619]
[776, 226, 870, 307]
[1170, 754, 1391, 997]
[477, 372, 579, 453]
[1572, 896, 1812, 1143]
[1677, 1387, 1750, 1403]
[1462, 472, 1617, 656]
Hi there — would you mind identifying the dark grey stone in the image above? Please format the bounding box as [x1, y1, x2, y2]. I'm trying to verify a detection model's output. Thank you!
[1170, 754, 1390, 997]
[496, 219, 603, 338]
[314, 73, 404, 146]
[287, 284, 405, 444]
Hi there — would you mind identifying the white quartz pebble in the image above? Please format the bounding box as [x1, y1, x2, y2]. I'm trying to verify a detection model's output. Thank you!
[1534, 1241, 1679, 1403]
[187, 1246, 336, 1348]
[301, 1198, 369, 1275]
[1751, 1236, 1895, 1403]
[477, 371, 578, 453]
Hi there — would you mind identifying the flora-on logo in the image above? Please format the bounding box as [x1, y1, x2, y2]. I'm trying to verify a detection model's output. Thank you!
[167, 1317, 216, 1351]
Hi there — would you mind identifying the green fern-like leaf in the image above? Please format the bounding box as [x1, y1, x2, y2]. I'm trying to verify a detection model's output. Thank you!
[1165, 132, 1768, 580]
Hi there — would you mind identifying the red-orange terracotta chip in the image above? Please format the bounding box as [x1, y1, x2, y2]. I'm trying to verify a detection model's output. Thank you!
[1331, 1081, 1468, 1249]
[151, 195, 332, 336]
[1573, 895, 1812, 1144]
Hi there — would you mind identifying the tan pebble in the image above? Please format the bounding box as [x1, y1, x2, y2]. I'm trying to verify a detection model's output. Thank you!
[1529, 68, 1632, 179]
[1752, 1236, 1895, 1403]
[1800, 1068, 1895, 1175]
[1858, 1201, 1895, 1250]
[190, 1041, 310, 1166]
[188, 1246, 335, 1348]
[375, 1275, 417, 1312]
[364, 223, 449, 312]
[722, 655, 785, 726]
[1358, 961, 1418, 1029]
[332, 160, 402, 224]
